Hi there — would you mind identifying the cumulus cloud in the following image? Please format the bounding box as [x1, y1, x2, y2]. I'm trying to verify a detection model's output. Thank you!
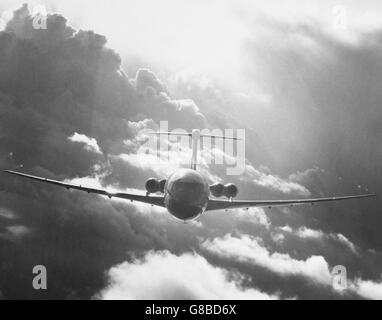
[235, 208, 271, 229]
[270, 232, 285, 244]
[97, 250, 278, 300]
[203, 234, 333, 286]
[0, 224, 31, 244]
[131, 68, 207, 129]
[0, 207, 17, 220]
[68, 133, 102, 154]
[334, 234, 358, 255]
[244, 165, 311, 196]
[295, 227, 325, 239]
[117, 152, 188, 178]
[6, 225, 30, 239]
[134, 68, 167, 95]
[201, 233, 382, 299]
[279, 226, 359, 254]
[352, 278, 382, 300]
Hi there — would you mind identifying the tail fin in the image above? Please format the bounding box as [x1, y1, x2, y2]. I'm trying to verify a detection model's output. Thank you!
[149, 130, 241, 170]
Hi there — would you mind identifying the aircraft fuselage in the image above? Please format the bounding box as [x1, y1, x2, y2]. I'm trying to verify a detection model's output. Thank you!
[164, 168, 210, 221]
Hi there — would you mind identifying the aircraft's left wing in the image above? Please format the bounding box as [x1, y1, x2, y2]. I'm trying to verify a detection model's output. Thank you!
[206, 194, 376, 211]
[4, 170, 165, 207]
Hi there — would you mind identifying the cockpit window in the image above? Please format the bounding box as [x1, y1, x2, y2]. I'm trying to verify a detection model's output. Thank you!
[173, 181, 204, 195]
[167, 179, 206, 202]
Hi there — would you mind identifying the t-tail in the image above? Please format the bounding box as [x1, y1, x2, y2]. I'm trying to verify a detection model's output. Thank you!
[149, 129, 241, 170]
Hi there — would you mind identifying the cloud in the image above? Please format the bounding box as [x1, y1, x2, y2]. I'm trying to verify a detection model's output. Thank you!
[97, 250, 278, 300]
[352, 278, 382, 300]
[295, 227, 325, 239]
[334, 234, 358, 255]
[131, 68, 207, 129]
[117, 152, 187, 178]
[6, 225, 30, 238]
[279, 225, 293, 233]
[203, 234, 333, 286]
[279, 226, 359, 254]
[235, 208, 271, 229]
[244, 165, 311, 196]
[0, 207, 17, 220]
[68, 133, 102, 154]
[270, 232, 285, 244]
[134, 68, 167, 95]
[0, 224, 31, 243]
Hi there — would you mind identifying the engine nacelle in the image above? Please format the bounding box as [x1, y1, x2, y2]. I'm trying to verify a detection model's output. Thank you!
[210, 182, 225, 197]
[145, 178, 166, 194]
[145, 178, 160, 193]
[224, 183, 238, 198]
[159, 179, 166, 193]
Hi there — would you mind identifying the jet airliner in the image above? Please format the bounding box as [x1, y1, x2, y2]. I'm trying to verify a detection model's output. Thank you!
[4, 130, 376, 221]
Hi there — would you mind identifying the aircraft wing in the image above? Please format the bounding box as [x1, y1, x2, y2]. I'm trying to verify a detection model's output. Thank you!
[206, 194, 376, 211]
[4, 170, 165, 208]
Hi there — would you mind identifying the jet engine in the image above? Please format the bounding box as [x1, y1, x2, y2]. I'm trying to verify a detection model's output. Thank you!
[210, 182, 238, 198]
[145, 178, 160, 193]
[210, 183, 225, 197]
[159, 179, 166, 193]
[224, 183, 238, 198]
[145, 178, 166, 194]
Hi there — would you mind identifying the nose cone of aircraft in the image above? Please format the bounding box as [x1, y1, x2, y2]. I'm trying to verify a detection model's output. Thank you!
[166, 198, 204, 221]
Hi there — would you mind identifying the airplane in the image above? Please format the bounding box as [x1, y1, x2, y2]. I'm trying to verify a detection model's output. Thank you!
[4, 129, 376, 222]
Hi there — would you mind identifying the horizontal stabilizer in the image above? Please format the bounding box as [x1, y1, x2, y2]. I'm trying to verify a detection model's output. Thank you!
[149, 131, 242, 140]
[149, 129, 242, 170]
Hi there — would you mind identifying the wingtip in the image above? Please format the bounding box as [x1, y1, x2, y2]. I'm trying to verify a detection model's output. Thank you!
[361, 193, 378, 199]
[3, 169, 20, 175]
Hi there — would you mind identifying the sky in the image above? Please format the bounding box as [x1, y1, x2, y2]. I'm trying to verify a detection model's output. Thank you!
[0, 1, 382, 299]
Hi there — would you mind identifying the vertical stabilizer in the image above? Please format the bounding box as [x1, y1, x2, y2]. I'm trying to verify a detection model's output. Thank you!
[190, 129, 201, 170]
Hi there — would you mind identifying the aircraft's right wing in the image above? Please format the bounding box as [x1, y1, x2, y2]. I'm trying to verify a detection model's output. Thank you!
[206, 194, 376, 211]
[4, 170, 165, 207]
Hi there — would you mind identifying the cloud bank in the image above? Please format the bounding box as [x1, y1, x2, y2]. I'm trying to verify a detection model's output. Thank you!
[97, 250, 278, 300]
